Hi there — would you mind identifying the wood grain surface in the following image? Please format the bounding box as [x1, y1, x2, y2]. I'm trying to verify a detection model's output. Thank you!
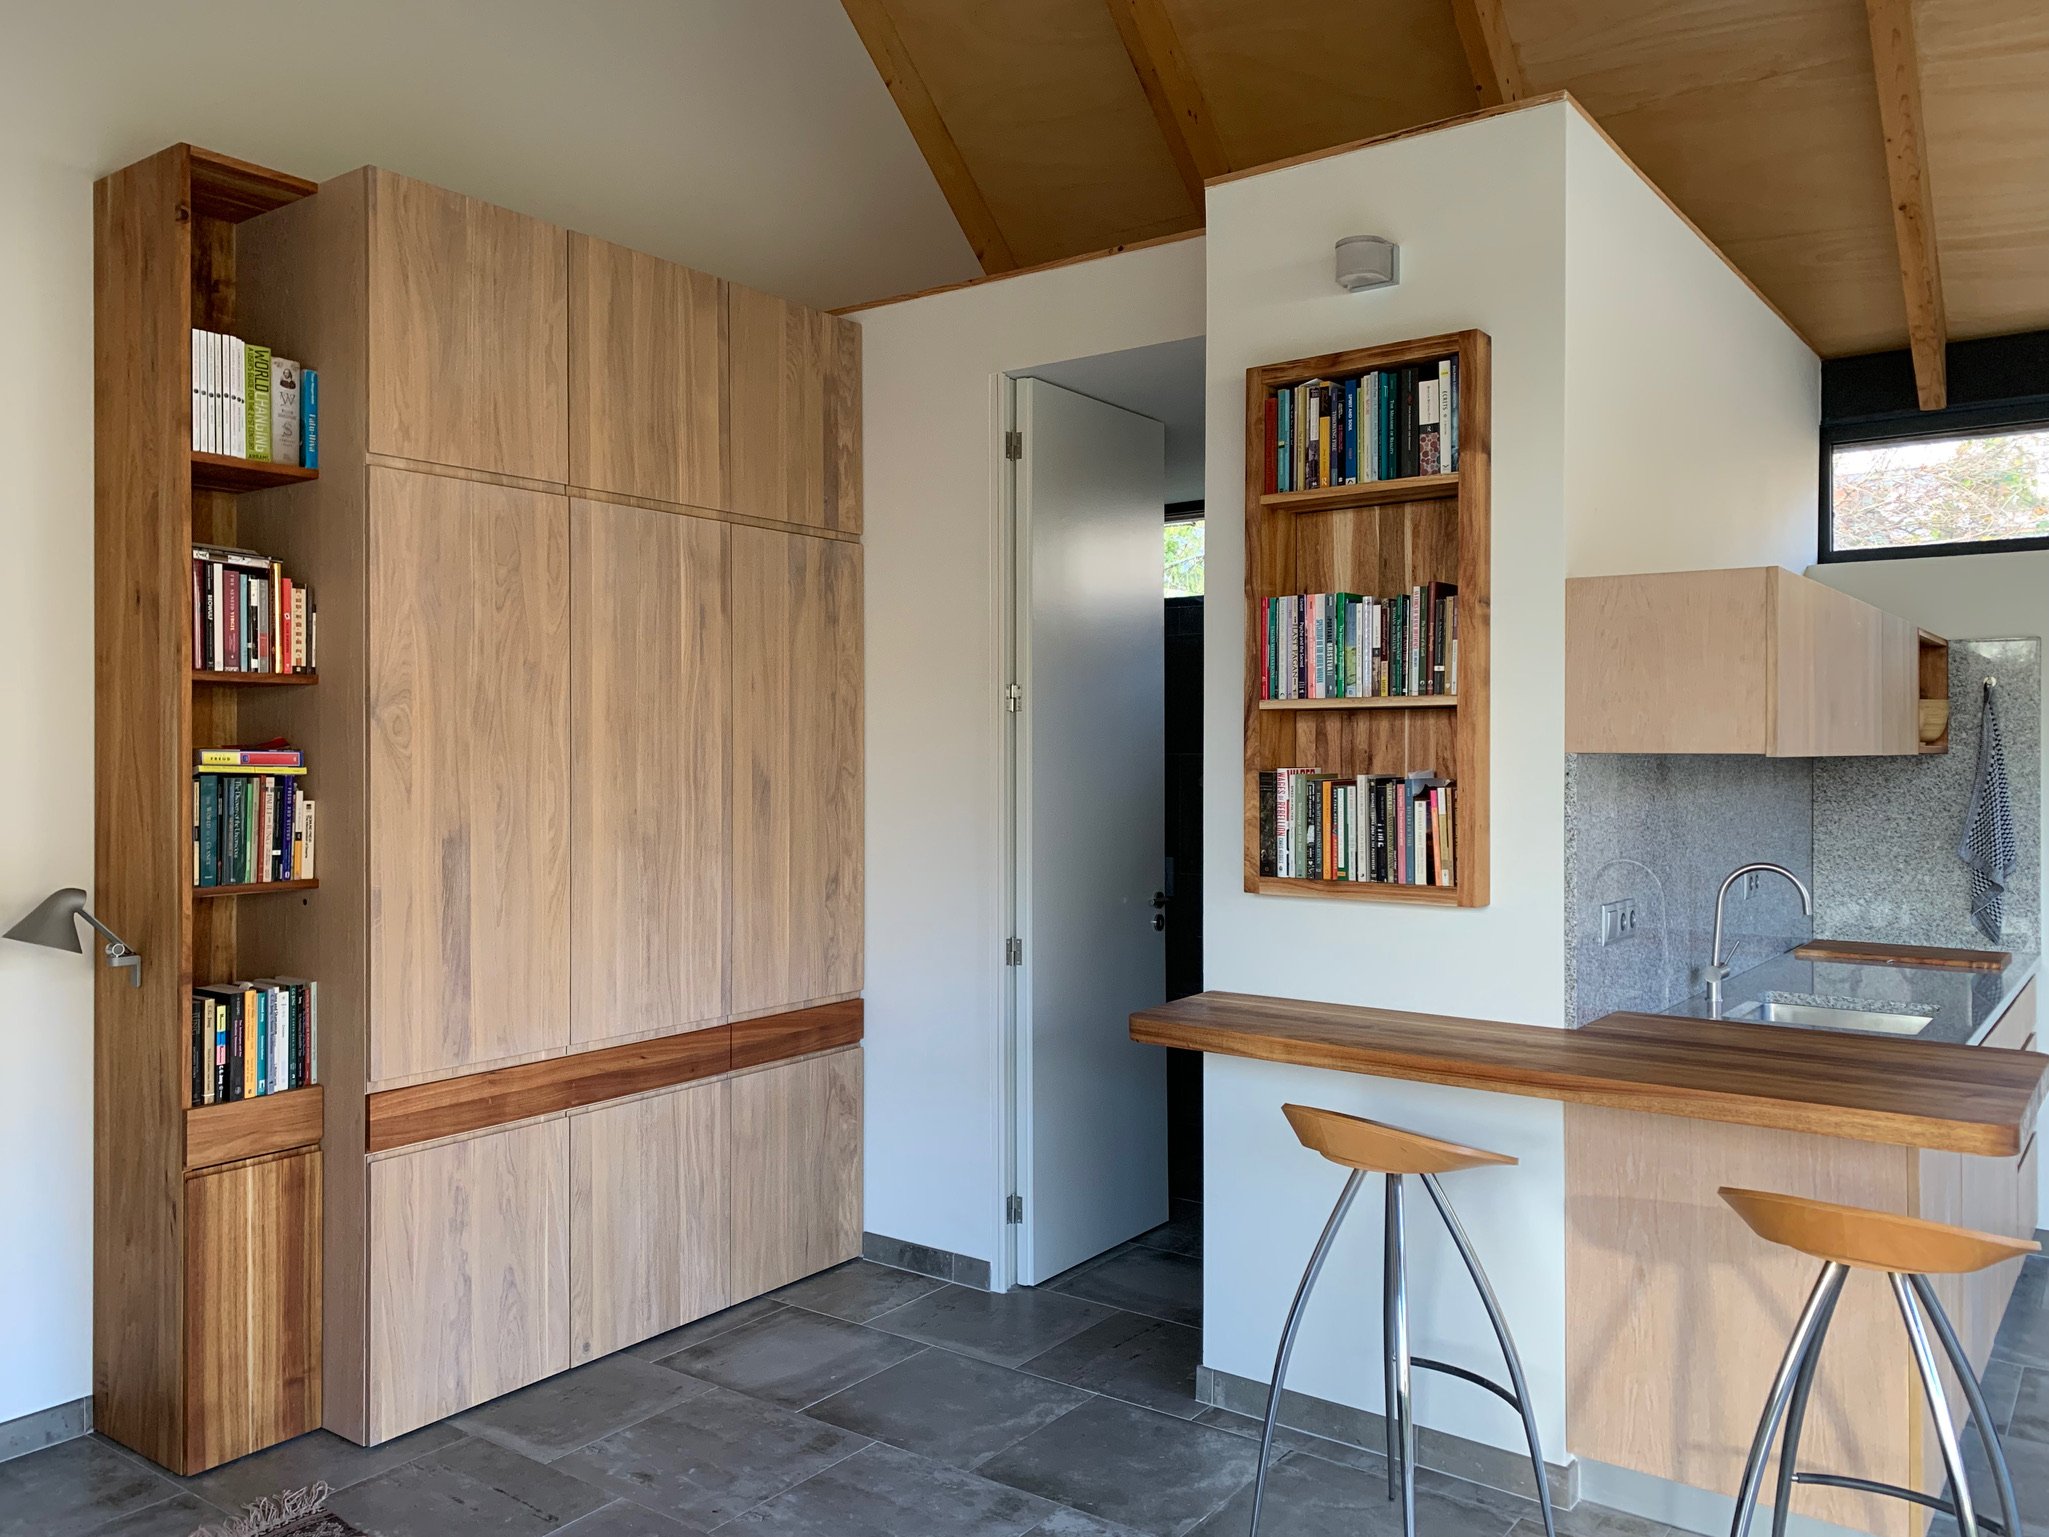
[729, 286, 862, 534]
[731, 1049, 864, 1297]
[1131, 991, 2048, 1154]
[1793, 938, 2013, 971]
[186, 1087, 325, 1171]
[571, 499, 727, 1043]
[730, 998, 865, 1071]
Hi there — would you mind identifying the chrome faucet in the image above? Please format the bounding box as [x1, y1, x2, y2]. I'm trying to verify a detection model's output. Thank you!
[1706, 863, 1813, 1018]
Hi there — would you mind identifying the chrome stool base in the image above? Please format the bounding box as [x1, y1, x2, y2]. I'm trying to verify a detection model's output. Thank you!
[1731, 1265, 2022, 1537]
[1249, 1170, 1557, 1537]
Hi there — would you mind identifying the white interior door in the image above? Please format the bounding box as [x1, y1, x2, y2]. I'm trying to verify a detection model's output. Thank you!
[1014, 377, 1169, 1285]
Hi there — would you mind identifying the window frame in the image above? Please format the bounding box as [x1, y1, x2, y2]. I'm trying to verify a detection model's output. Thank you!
[1819, 400, 2049, 565]
[1163, 499, 1204, 598]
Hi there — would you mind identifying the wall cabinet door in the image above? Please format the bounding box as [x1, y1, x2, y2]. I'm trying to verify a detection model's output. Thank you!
[369, 467, 570, 1082]
[367, 1120, 569, 1442]
[731, 1049, 862, 1297]
[569, 236, 726, 508]
[569, 1081, 731, 1361]
[728, 283, 860, 534]
[369, 170, 568, 482]
[1770, 576, 1920, 757]
[571, 500, 727, 1043]
[730, 526, 863, 1016]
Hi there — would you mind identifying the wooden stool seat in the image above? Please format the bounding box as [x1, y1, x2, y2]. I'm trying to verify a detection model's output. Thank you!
[1720, 1186, 2040, 1275]
[1284, 1103, 1516, 1175]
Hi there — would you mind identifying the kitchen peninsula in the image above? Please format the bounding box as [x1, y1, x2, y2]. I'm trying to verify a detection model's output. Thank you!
[1135, 964, 2045, 1537]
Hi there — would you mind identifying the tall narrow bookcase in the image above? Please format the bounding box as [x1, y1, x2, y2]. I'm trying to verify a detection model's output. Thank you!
[1243, 330, 1491, 906]
[96, 144, 325, 1473]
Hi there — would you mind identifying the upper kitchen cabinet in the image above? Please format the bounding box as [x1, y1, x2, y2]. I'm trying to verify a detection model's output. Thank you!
[728, 283, 861, 534]
[568, 235, 726, 508]
[368, 170, 569, 482]
[1568, 567, 1940, 757]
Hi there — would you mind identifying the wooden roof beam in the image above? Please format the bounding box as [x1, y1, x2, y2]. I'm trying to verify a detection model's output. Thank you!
[1865, 0, 1948, 409]
[1450, 0, 1527, 109]
[840, 0, 1019, 274]
[1105, 0, 1230, 209]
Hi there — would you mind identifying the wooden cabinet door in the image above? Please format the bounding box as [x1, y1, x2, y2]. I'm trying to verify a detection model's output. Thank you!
[1772, 572, 1921, 756]
[568, 236, 726, 507]
[571, 500, 727, 1043]
[728, 283, 860, 534]
[368, 170, 568, 482]
[731, 1049, 862, 1298]
[369, 467, 569, 1082]
[367, 1120, 569, 1441]
[730, 526, 863, 1016]
[569, 1081, 731, 1361]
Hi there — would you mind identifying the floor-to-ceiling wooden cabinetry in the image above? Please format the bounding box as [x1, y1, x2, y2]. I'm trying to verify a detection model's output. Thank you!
[220, 161, 865, 1452]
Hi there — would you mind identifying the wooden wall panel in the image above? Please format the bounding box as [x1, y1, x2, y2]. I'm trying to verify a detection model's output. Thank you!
[731, 1050, 863, 1297]
[368, 467, 570, 1083]
[569, 1081, 731, 1362]
[367, 1120, 569, 1442]
[569, 237, 727, 508]
[729, 287, 863, 534]
[730, 527, 864, 1015]
[571, 500, 727, 1044]
[368, 170, 568, 482]
[183, 1152, 323, 1470]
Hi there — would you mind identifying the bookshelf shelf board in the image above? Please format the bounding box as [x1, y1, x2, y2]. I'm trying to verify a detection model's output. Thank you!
[1258, 696, 1458, 712]
[185, 1085, 324, 1172]
[1259, 473, 1458, 512]
[192, 670, 319, 687]
[192, 451, 319, 493]
[1253, 877, 1462, 906]
[193, 879, 319, 899]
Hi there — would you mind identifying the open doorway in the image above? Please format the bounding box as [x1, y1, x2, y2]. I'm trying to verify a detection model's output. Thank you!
[1005, 337, 1205, 1294]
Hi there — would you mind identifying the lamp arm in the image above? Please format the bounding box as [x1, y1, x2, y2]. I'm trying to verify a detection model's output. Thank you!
[77, 909, 143, 986]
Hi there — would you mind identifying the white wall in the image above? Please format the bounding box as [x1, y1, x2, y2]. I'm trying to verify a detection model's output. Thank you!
[0, 0, 973, 1429]
[1561, 112, 1821, 575]
[1199, 99, 1821, 1462]
[857, 241, 1206, 1272]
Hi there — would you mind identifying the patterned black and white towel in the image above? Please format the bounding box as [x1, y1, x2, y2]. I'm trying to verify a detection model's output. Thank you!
[1958, 679, 2017, 942]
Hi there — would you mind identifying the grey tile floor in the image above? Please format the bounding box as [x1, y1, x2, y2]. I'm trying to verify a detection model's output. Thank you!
[11, 1231, 2049, 1537]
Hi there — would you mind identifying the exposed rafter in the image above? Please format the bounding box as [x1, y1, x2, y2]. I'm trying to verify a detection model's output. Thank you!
[1864, 0, 1948, 409]
[1450, 0, 1527, 109]
[840, 0, 1019, 274]
[1104, 0, 1230, 209]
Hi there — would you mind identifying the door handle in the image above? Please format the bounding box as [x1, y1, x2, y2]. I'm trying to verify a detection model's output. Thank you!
[1152, 891, 1167, 931]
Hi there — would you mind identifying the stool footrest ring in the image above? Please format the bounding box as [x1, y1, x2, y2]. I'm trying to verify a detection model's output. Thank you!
[1411, 1355, 1521, 1411]
[1789, 1472, 2004, 1535]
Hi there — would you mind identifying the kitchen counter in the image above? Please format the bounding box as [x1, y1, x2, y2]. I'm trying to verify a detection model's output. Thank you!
[1658, 947, 2038, 1046]
[1130, 982, 2047, 1154]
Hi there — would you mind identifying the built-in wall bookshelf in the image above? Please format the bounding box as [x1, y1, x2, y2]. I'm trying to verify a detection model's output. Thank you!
[1243, 330, 1491, 906]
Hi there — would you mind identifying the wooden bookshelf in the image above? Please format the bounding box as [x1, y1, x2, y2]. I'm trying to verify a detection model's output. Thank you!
[193, 878, 321, 899]
[1242, 330, 1491, 906]
[96, 144, 324, 1474]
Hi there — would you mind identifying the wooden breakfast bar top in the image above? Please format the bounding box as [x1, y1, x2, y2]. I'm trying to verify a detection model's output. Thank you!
[1130, 990, 2049, 1156]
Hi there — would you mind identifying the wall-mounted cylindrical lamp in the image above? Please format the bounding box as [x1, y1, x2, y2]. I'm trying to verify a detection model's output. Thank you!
[1336, 235, 1400, 293]
[5, 887, 142, 986]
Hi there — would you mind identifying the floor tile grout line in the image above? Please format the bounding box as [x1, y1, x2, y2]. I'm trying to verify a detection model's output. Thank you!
[695, 1430, 879, 1534]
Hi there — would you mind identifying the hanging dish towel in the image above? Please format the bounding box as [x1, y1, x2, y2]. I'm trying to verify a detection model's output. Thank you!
[1957, 679, 2017, 942]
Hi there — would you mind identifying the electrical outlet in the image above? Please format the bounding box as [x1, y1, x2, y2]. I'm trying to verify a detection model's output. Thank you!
[1599, 899, 1640, 945]
[1743, 871, 1762, 899]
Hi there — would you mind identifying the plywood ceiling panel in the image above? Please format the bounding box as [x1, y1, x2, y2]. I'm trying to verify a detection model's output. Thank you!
[1171, 0, 1479, 170]
[1917, 0, 2049, 340]
[883, 0, 1199, 267]
[1505, 0, 1903, 354]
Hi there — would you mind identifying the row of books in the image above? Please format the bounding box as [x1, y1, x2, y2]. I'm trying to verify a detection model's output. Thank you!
[190, 329, 319, 466]
[190, 978, 317, 1106]
[192, 748, 316, 888]
[1264, 360, 1458, 494]
[192, 544, 317, 674]
[1261, 585, 1459, 700]
[1258, 769, 1457, 887]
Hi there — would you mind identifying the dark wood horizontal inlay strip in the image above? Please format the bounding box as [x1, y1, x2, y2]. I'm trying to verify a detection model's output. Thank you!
[1793, 939, 2012, 972]
[732, 999, 864, 1072]
[1131, 991, 2047, 1157]
[367, 999, 866, 1153]
[186, 1085, 324, 1171]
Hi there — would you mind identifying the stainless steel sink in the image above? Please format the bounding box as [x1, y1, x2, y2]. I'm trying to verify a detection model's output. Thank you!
[1725, 996, 1935, 1035]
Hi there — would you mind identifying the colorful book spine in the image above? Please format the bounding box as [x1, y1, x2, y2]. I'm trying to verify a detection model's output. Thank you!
[245, 344, 272, 462]
[301, 369, 319, 468]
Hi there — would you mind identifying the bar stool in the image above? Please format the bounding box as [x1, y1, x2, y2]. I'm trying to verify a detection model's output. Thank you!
[1250, 1104, 1555, 1537]
[1721, 1186, 2040, 1537]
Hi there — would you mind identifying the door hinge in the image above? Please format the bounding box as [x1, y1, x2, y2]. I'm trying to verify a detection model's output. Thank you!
[1006, 1193, 1024, 1224]
[1005, 936, 1023, 967]
[1005, 429, 1024, 461]
[1004, 682, 1023, 714]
